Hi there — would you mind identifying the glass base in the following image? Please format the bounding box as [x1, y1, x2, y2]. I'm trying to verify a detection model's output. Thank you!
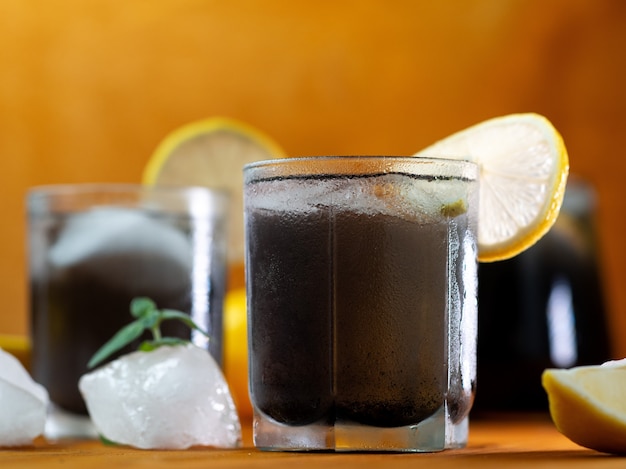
[446, 413, 469, 449]
[253, 407, 469, 452]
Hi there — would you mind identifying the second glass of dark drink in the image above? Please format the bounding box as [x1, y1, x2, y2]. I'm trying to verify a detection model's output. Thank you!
[244, 156, 479, 452]
[27, 184, 230, 439]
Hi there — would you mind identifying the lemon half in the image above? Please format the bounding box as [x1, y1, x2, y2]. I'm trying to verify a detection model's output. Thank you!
[417, 113, 569, 262]
[143, 117, 287, 264]
[542, 360, 626, 454]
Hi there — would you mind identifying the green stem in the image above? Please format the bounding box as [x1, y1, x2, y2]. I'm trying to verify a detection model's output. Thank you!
[152, 321, 162, 341]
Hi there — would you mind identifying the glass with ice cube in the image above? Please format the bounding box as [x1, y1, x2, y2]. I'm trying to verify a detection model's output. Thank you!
[244, 156, 479, 452]
[27, 184, 229, 438]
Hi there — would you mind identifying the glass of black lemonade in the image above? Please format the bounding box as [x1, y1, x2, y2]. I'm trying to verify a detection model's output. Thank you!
[27, 184, 229, 439]
[244, 156, 479, 452]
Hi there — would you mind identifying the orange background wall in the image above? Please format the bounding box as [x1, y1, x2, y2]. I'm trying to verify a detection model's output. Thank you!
[2, 1, 626, 355]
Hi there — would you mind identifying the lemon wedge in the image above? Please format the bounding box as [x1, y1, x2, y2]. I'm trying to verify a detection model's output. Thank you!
[143, 117, 287, 264]
[542, 360, 626, 454]
[416, 113, 569, 262]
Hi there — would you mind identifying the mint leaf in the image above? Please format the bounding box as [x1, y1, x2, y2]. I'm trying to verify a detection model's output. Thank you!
[138, 337, 189, 352]
[87, 319, 147, 369]
[130, 297, 156, 318]
[160, 309, 210, 338]
[98, 434, 119, 446]
[86, 298, 210, 370]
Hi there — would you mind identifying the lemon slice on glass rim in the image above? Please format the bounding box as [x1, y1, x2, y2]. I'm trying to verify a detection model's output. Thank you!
[416, 113, 569, 262]
[542, 360, 626, 454]
[143, 117, 287, 264]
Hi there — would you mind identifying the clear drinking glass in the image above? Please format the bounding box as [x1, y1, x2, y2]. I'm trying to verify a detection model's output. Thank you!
[27, 184, 229, 439]
[244, 156, 479, 452]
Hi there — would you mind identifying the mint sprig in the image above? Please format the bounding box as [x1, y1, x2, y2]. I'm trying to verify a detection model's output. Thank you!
[87, 297, 209, 369]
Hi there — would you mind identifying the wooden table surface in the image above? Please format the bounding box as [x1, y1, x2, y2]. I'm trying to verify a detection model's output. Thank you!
[2, 414, 624, 468]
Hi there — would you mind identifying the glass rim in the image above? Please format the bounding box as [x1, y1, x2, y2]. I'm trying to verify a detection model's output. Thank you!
[243, 155, 479, 181]
[27, 182, 229, 199]
[26, 183, 230, 217]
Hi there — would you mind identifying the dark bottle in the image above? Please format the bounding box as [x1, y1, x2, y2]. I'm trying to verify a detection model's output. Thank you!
[474, 178, 611, 412]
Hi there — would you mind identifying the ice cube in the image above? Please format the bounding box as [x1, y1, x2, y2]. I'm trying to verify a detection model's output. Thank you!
[0, 348, 49, 446]
[79, 344, 241, 449]
[48, 207, 193, 292]
[247, 173, 470, 223]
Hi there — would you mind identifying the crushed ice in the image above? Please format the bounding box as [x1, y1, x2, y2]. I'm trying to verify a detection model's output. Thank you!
[0, 348, 49, 446]
[247, 173, 469, 222]
[79, 344, 241, 449]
